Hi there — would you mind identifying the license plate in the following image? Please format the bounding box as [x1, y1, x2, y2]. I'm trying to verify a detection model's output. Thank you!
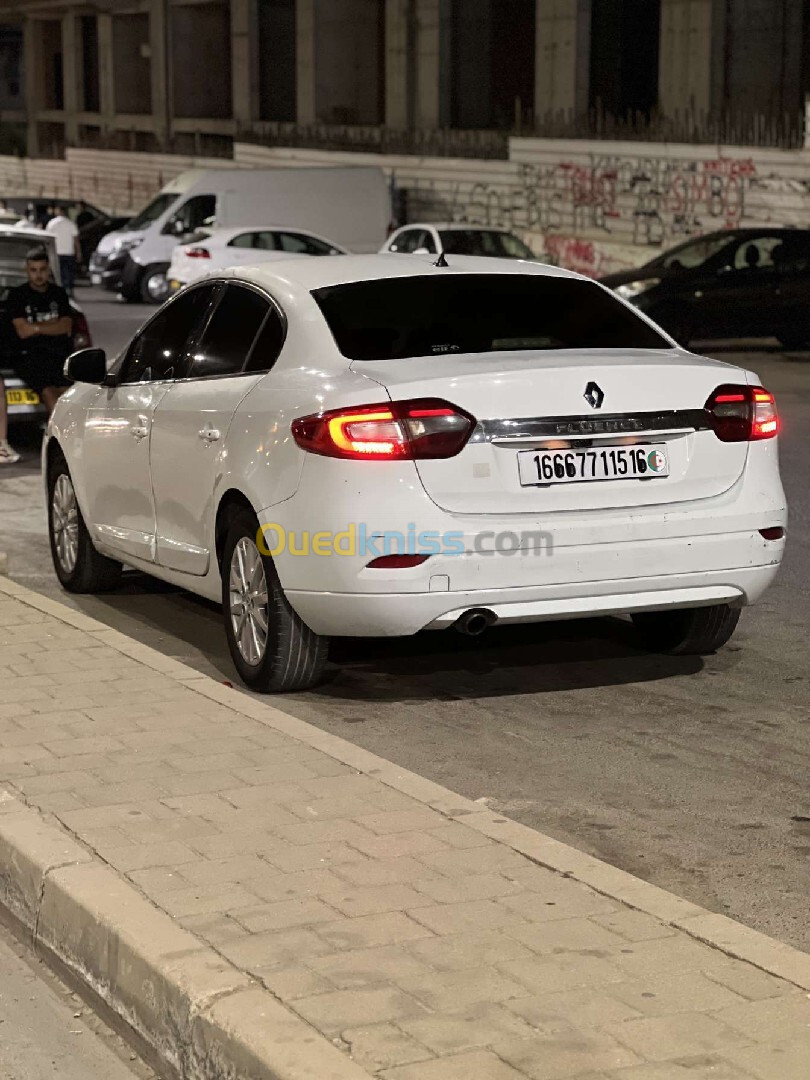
[518, 444, 670, 485]
[5, 388, 40, 407]
[91, 273, 102, 285]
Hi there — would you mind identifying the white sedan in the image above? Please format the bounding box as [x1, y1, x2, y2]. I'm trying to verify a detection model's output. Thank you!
[382, 223, 537, 260]
[44, 255, 786, 693]
[167, 225, 347, 290]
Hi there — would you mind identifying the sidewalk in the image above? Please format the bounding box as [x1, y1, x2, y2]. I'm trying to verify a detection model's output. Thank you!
[0, 573, 808, 1080]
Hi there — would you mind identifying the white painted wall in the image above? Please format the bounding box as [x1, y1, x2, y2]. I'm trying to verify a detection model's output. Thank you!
[0, 137, 807, 277]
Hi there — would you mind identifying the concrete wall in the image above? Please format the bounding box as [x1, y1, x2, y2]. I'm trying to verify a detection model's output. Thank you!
[112, 14, 151, 116]
[312, 0, 383, 124]
[171, 2, 232, 120]
[658, 0, 712, 117]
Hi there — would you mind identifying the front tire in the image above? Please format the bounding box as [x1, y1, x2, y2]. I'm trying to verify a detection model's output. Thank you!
[221, 510, 328, 692]
[139, 264, 170, 305]
[632, 604, 741, 656]
[48, 454, 122, 593]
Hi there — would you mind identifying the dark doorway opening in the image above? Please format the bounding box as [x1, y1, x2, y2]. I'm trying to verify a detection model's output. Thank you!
[589, 0, 660, 121]
[258, 0, 296, 121]
[450, 0, 535, 129]
[80, 16, 100, 113]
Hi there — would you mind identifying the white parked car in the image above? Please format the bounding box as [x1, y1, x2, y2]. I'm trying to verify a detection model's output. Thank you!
[167, 226, 347, 290]
[44, 255, 786, 693]
[382, 223, 537, 260]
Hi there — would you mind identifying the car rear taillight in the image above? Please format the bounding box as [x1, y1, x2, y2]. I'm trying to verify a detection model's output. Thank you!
[185, 247, 211, 259]
[72, 312, 92, 349]
[292, 399, 476, 461]
[705, 385, 779, 442]
[367, 554, 431, 568]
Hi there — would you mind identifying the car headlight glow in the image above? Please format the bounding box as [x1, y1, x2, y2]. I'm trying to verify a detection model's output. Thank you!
[616, 278, 660, 301]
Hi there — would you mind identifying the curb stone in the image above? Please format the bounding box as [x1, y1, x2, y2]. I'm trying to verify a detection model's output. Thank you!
[1, 574, 809, 1079]
[0, 789, 374, 1080]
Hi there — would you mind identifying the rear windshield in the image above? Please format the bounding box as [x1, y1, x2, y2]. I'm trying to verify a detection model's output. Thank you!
[312, 274, 671, 361]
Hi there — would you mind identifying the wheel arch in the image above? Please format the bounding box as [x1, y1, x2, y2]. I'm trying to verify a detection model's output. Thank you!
[215, 489, 257, 571]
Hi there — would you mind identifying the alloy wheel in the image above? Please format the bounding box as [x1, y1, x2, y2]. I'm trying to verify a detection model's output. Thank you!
[52, 473, 79, 574]
[229, 537, 270, 665]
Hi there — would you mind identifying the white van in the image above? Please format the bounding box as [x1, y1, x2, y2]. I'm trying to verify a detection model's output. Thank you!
[90, 166, 391, 303]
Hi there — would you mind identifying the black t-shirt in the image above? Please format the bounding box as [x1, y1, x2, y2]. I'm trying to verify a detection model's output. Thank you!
[7, 283, 72, 362]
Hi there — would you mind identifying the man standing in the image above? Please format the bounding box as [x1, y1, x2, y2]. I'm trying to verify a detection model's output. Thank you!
[0, 378, 21, 464]
[45, 207, 80, 295]
[8, 248, 74, 416]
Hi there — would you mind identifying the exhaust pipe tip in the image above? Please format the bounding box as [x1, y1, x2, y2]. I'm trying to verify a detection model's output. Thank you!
[453, 608, 497, 637]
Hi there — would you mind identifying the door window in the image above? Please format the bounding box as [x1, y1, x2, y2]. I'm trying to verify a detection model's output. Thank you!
[659, 234, 736, 271]
[188, 283, 270, 378]
[729, 236, 784, 272]
[389, 229, 422, 254]
[120, 285, 216, 383]
[162, 194, 216, 237]
[244, 306, 285, 373]
[275, 231, 339, 255]
[228, 232, 258, 249]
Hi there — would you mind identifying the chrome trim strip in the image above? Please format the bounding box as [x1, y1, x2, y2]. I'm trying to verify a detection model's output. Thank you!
[471, 410, 710, 443]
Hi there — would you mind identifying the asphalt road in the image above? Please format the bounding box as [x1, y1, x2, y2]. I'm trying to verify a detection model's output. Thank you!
[0, 916, 156, 1080]
[1, 287, 809, 953]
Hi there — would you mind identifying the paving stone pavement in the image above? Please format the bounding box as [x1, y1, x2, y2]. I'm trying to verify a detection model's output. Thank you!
[1, 582, 809, 1079]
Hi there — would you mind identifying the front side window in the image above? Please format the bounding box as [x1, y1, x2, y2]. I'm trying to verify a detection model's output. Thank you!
[659, 234, 734, 271]
[312, 274, 671, 362]
[163, 194, 216, 237]
[439, 230, 533, 259]
[128, 193, 177, 231]
[188, 283, 269, 378]
[121, 285, 216, 383]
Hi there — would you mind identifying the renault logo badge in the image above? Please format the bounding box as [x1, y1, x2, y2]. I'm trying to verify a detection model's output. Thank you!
[584, 382, 605, 409]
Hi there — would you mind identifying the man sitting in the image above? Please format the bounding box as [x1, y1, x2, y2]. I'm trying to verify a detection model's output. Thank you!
[8, 247, 73, 416]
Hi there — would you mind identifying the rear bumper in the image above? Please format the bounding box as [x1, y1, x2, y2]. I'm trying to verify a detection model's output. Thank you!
[285, 535, 783, 637]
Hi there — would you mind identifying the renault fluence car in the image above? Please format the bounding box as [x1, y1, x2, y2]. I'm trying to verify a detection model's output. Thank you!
[43, 255, 786, 692]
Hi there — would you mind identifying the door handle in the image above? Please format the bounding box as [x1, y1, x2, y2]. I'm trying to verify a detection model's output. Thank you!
[131, 424, 149, 440]
[198, 427, 221, 444]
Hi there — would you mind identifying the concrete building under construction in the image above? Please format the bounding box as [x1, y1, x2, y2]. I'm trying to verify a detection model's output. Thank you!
[0, 1, 808, 160]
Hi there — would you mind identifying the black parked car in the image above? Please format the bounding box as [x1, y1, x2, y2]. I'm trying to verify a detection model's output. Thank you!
[600, 228, 810, 349]
[0, 197, 129, 268]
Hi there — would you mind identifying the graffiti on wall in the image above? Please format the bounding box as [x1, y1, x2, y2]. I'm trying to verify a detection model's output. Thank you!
[406, 153, 761, 253]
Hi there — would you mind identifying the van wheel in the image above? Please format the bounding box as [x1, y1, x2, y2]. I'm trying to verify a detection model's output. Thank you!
[140, 264, 170, 304]
[47, 453, 122, 593]
[632, 604, 741, 656]
[221, 510, 328, 693]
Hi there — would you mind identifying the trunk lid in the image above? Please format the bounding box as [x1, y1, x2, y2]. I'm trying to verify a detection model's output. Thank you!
[356, 349, 748, 515]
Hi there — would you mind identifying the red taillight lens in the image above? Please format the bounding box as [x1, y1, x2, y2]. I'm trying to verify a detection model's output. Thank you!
[705, 384, 779, 442]
[185, 247, 211, 259]
[292, 399, 476, 461]
[367, 554, 430, 568]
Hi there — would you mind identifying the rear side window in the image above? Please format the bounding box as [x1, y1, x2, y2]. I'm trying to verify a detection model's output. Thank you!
[439, 231, 534, 259]
[188, 284, 269, 378]
[312, 274, 671, 362]
[244, 307, 285, 372]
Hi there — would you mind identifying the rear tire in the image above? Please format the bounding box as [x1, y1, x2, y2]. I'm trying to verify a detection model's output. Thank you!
[221, 509, 328, 692]
[47, 452, 122, 593]
[632, 604, 741, 656]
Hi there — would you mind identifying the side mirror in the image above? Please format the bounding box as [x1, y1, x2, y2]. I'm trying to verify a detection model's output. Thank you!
[65, 347, 107, 384]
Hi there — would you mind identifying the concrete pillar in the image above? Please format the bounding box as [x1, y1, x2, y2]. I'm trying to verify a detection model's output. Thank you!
[534, 0, 590, 120]
[414, 0, 446, 128]
[97, 13, 115, 134]
[385, 0, 409, 128]
[296, 0, 316, 123]
[232, 0, 257, 131]
[658, 0, 712, 118]
[61, 13, 78, 143]
[149, 0, 169, 145]
[22, 16, 40, 156]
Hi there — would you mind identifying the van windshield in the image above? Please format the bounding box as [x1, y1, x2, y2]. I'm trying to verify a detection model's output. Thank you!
[127, 193, 176, 231]
[312, 274, 671, 361]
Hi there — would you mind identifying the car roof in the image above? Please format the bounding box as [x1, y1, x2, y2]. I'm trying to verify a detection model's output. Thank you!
[396, 223, 518, 234]
[233, 253, 582, 293]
